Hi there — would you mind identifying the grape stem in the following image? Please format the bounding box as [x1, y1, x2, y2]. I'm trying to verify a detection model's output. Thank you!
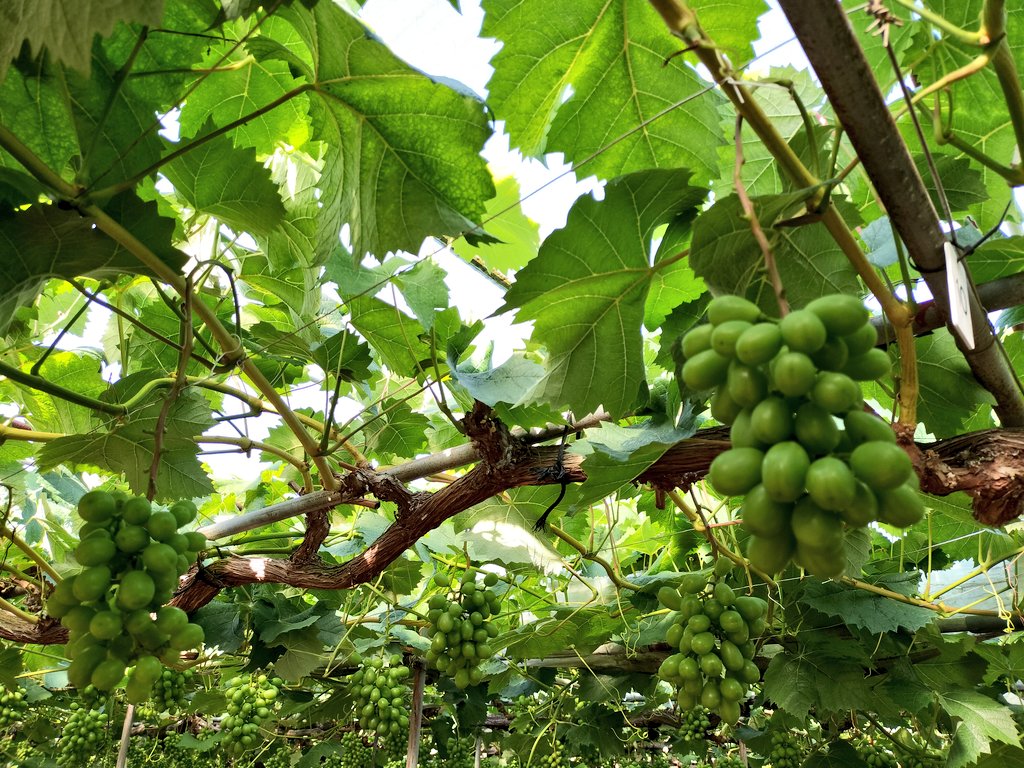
[733, 114, 789, 316]
[0, 597, 36, 624]
[667, 490, 777, 587]
[0, 522, 61, 584]
[548, 525, 638, 591]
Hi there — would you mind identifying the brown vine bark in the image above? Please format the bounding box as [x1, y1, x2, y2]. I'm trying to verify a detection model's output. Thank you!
[3, 408, 1024, 645]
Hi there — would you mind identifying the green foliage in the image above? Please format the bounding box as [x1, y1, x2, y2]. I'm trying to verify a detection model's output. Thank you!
[1, 0, 1024, 762]
[502, 169, 706, 416]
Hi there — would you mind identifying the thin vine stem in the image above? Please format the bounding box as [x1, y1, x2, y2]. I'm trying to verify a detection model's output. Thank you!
[0, 596, 38, 624]
[198, 436, 313, 493]
[548, 525, 638, 591]
[0, 523, 61, 584]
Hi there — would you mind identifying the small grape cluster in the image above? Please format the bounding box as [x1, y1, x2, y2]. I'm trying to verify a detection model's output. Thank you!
[656, 567, 766, 725]
[151, 667, 194, 712]
[677, 705, 712, 743]
[708, 754, 744, 768]
[857, 739, 897, 768]
[534, 741, 565, 768]
[336, 731, 374, 768]
[0, 687, 28, 729]
[766, 731, 803, 768]
[681, 294, 924, 577]
[46, 491, 207, 697]
[424, 737, 476, 768]
[220, 672, 282, 756]
[379, 727, 408, 760]
[422, 569, 502, 689]
[261, 746, 298, 768]
[346, 653, 411, 738]
[900, 750, 946, 768]
[57, 702, 110, 766]
[78, 683, 105, 709]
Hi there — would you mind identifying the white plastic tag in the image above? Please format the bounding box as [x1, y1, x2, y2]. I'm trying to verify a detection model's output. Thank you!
[944, 241, 975, 350]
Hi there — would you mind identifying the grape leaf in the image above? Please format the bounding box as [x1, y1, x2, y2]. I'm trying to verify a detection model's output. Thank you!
[0, 58, 79, 185]
[503, 607, 615, 659]
[452, 175, 540, 273]
[162, 129, 286, 235]
[270, 1, 495, 260]
[348, 296, 430, 377]
[975, 744, 1024, 768]
[690, 191, 860, 314]
[482, 0, 725, 181]
[359, 401, 430, 461]
[968, 236, 1024, 283]
[0, 0, 163, 79]
[974, 640, 1024, 687]
[395, 258, 450, 332]
[916, 330, 995, 438]
[451, 355, 546, 407]
[0, 195, 187, 334]
[192, 602, 243, 655]
[178, 43, 311, 153]
[501, 168, 708, 417]
[802, 741, 869, 768]
[271, 628, 326, 682]
[17, 352, 106, 435]
[938, 688, 1020, 768]
[571, 419, 697, 508]
[36, 390, 215, 501]
[797, 574, 936, 634]
[763, 648, 876, 720]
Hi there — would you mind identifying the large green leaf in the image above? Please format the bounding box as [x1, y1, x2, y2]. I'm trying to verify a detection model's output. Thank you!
[797, 574, 936, 635]
[452, 175, 540, 273]
[0, 194, 187, 334]
[16, 352, 106, 435]
[67, 48, 164, 188]
[347, 296, 430, 377]
[718, 66, 823, 198]
[266, 2, 495, 260]
[177, 39, 311, 153]
[0, 0, 163, 80]
[690, 191, 861, 314]
[482, 0, 725, 182]
[36, 390, 215, 501]
[0, 58, 79, 186]
[906, 1, 1023, 229]
[502, 168, 708, 417]
[162, 129, 286, 235]
[571, 418, 696, 508]
[939, 688, 1020, 768]
[762, 647, 877, 720]
[916, 330, 995, 438]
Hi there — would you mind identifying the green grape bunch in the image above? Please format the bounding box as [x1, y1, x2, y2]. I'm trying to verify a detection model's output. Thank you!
[656, 567, 767, 725]
[44, 491, 208, 699]
[422, 568, 502, 689]
[423, 736, 476, 768]
[56, 701, 110, 766]
[681, 294, 924, 577]
[0, 687, 28, 730]
[766, 731, 804, 768]
[537, 740, 566, 768]
[332, 731, 374, 768]
[677, 705, 712, 743]
[219, 672, 283, 757]
[345, 652, 411, 739]
[150, 667, 194, 712]
[856, 738, 897, 768]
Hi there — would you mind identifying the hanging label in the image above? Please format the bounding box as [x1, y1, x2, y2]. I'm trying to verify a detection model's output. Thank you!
[944, 241, 975, 350]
